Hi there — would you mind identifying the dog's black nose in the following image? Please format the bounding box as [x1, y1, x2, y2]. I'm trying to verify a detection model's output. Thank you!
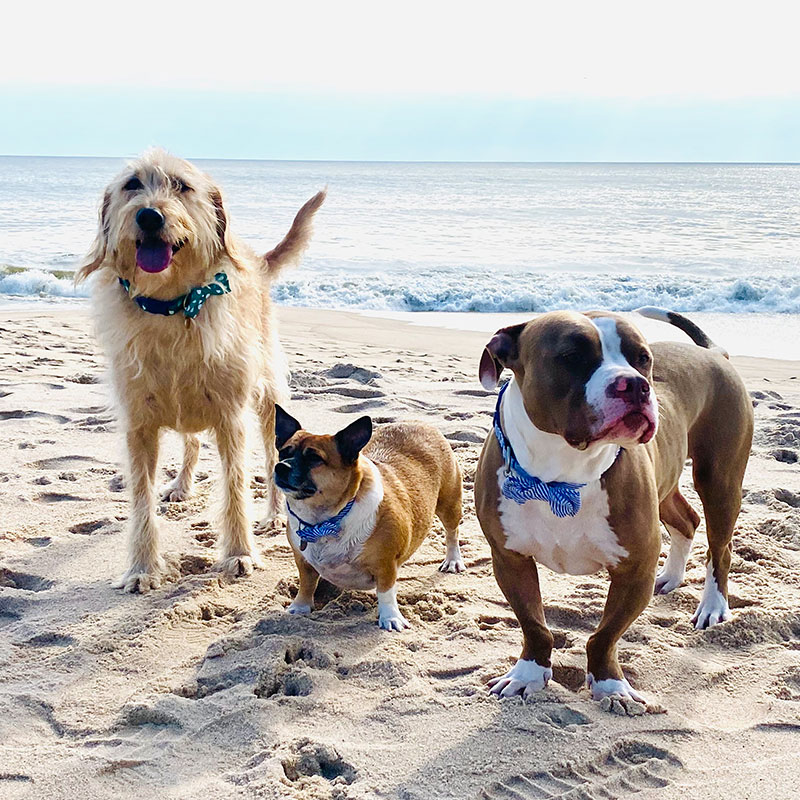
[135, 207, 165, 234]
[608, 375, 650, 405]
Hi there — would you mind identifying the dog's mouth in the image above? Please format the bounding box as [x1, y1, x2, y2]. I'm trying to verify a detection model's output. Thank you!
[274, 472, 316, 499]
[135, 238, 186, 273]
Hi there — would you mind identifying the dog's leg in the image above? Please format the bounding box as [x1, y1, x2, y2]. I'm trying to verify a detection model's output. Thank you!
[586, 561, 657, 704]
[436, 473, 465, 573]
[287, 547, 320, 615]
[212, 411, 262, 577]
[655, 488, 700, 594]
[113, 425, 169, 593]
[375, 564, 410, 631]
[487, 545, 553, 697]
[160, 433, 200, 502]
[254, 394, 285, 533]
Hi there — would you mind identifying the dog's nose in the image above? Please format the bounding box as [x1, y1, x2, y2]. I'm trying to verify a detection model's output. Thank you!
[135, 207, 165, 234]
[608, 375, 650, 405]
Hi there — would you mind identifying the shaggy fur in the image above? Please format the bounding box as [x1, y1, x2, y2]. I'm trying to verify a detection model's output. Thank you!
[77, 149, 325, 592]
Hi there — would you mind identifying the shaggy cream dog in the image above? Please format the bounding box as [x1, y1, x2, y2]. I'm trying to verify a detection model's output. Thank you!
[77, 149, 324, 592]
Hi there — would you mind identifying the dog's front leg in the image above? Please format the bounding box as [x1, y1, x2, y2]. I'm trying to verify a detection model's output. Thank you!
[113, 425, 168, 593]
[255, 395, 285, 533]
[487, 543, 554, 697]
[213, 411, 262, 577]
[586, 558, 657, 705]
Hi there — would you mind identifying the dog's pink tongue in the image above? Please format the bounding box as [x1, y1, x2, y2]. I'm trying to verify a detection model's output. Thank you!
[136, 241, 173, 273]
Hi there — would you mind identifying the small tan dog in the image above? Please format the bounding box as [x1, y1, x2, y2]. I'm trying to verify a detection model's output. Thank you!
[77, 149, 325, 592]
[273, 406, 465, 630]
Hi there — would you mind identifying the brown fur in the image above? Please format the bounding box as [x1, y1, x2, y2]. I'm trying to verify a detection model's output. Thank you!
[279, 421, 464, 626]
[475, 311, 753, 699]
[77, 149, 325, 592]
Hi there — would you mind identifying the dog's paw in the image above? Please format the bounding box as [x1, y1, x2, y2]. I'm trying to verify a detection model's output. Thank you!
[654, 568, 683, 595]
[112, 569, 162, 593]
[691, 596, 731, 629]
[213, 553, 262, 578]
[378, 610, 411, 632]
[159, 477, 193, 503]
[439, 556, 466, 573]
[287, 600, 312, 615]
[488, 658, 552, 698]
[254, 515, 285, 535]
[587, 673, 646, 704]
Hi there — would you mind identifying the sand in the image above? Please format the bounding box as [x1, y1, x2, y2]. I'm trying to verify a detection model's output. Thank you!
[1, 306, 799, 800]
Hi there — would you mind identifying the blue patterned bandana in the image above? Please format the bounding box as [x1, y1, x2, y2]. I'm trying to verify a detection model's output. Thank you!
[493, 382, 586, 518]
[287, 498, 356, 547]
[118, 272, 230, 320]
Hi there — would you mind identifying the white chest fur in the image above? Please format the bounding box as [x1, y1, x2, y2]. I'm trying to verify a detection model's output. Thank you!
[287, 460, 384, 590]
[497, 466, 627, 574]
[496, 379, 628, 575]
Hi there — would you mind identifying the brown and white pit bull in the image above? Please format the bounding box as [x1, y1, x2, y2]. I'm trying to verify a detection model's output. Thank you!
[474, 307, 753, 705]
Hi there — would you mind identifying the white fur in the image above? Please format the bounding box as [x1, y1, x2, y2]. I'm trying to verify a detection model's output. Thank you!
[585, 316, 658, 438]
[287, 459, 384, 590]
[489, 658, 553, 698]
[497, 379, 628, 575]
[377, 585, 410, 631]
[654, 525, 693, 594]
[692, 562, 731, 629]
[587, 673, 646, 703]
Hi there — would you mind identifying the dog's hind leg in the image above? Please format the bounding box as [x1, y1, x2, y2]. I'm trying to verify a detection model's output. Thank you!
[160, 433, 200, 502]
[113, 425, 170, 592]
[254, 394, 285, 533]
[213, 411, 262, 577]
[437, 461, 465, 573]
[654, 488, 700, 594]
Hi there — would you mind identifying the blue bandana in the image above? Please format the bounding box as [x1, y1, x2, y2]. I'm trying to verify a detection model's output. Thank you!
[118, 272, 230, 320]
[287, 498, 356, 545]
[493, 382, 586, 518]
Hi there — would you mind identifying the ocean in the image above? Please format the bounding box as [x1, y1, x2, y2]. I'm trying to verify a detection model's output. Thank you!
[1, 157, 799, 357]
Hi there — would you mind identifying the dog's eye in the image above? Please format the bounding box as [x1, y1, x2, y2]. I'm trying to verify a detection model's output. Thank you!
[172, 177, 192, 193]
[123, 176, 143, 191]
[303, 450, 324, 466]
[637, 350, 651, 368]
[279, 447, 295, 460]
[557, 351, 586, 368]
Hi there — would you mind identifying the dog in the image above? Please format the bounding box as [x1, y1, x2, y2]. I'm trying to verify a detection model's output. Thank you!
[474, 308, 753, 705]
[272, 406, 465, 629]
[77, 149, 325, 592]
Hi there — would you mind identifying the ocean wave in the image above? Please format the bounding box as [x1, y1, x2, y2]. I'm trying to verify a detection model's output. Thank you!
[3, 264, 799, 314]
[273, 269, 800, 314]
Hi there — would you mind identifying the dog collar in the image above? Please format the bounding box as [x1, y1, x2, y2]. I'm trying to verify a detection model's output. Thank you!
[287, 497, 357, 549]
[493, 381, 588, 518]
[118, 272, 230, 320]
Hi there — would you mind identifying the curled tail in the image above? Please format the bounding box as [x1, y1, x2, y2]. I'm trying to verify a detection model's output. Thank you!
[635, 306, 729, 359]
[262, 189, 327, 277]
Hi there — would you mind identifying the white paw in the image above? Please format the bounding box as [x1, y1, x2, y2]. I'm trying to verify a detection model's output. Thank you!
[378, 610, 411, 631]
[439, 556, 466, 573]
[160, 478, 192, 503]
[111, 569, 162, 593]
[654, 567, 684, 595]
[692, 563, 731, 629]
[489, 659, 552, 698]
[587, 673, 646, 704]
[254, 514, 284, 535]
[212, 553, 262, 578]
[287, 600, 312, 615]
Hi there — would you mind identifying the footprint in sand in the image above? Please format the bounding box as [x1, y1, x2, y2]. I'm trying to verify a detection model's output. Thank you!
[479, 739, 682, 799]
[0, 569, 54, 592]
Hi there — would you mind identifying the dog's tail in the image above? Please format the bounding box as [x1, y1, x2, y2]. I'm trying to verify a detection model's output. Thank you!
[635, 306, 729, 359]
[262, 189, 327, 277]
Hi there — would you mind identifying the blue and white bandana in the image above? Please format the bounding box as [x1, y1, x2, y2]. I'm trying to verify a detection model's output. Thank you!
[287, 498, 356, 545]
[493, 382, 586, 518]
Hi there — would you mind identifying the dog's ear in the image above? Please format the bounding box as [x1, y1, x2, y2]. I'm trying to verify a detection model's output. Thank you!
[210, 188, 245, 269]
[334, 416, 372, 465]
[275, 405, 302, 450]
[479, 323, 525, 389]
[75, 190, 111, 283]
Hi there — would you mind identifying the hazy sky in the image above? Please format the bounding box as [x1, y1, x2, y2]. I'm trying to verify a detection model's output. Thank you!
[3, 1, 800, 160]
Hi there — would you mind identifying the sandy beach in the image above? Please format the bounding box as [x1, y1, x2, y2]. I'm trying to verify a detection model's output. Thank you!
[1, 305, 799, 800]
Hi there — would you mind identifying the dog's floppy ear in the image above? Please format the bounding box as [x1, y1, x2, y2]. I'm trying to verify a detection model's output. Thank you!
[275, 405, 302, 450]
[209, 188, 243, 267]
[479, 323, 525, 389]
[75, 190, 111, 283]
[334, 416, 372, 465]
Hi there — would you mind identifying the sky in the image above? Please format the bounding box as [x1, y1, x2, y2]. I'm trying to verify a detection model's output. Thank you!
[2, 1, 800, 161]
